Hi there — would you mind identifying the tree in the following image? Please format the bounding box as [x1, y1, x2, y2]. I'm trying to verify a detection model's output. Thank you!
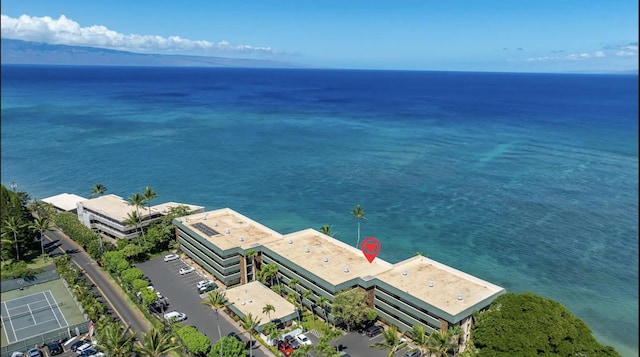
[202, 290, 228, 343]
[90, 183, 107, 198]
[473, 292, 621, 357]
[2, 217, 24, 261]
[426, 328, 457, 357]
[262, 322, 280, 343]
[331, 288, 371, 330]
[351, 205, 366, 247]
[316, 296, 331, 326]
[292, 344, 313, 357]
[124, 210, 143, 245]
[127, 192, 147, 241]
[208, 336, 247, 357]
[246, 249, 258, 281]
[177, 325, 210, 356]
[135, 327, 179, 357]
[258, 263, 279, 287]
[97, 322, 136, 357]
[143, 186, 158, 216]
[370, 325, 403, 357]
[240, 313, 261, 357]
[29, 216, 53, 260]
[405, 325, 430, 357]
[320, 224, 335, 237]
[262, 304, 275, 322]
[314, 326, 341, 357]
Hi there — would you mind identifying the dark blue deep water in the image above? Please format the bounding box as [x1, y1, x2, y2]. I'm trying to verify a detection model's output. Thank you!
[2, 65, 638, 355]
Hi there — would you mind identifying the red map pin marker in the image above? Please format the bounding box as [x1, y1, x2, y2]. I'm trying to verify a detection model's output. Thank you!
[361, 237, 381, 263]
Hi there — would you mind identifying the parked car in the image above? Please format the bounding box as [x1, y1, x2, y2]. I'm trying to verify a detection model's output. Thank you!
[163, 310, 187, 322]
[276, 340, 294, 357]
[179, 266, 195, 275]
[79, 349, 99, 357]
[75, 343, 94, 355]
[365, 325, 383, 337]
[70, 340, 90, 352]
[26, 349, 43, 357]
[356, 320, 375, 333]
[284, 335, 300, 349]
[163, 254, 179, 262]
[197, 284, 217, 294]
[404, 350, 421, 357]
[47, 340, 64, 356]
[295, 333, 312, 345]
[10, 352, 24, 357]
[196, 280, 215, 289]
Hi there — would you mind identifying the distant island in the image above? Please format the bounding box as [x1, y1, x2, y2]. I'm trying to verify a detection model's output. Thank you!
[0, 38, 303, 68]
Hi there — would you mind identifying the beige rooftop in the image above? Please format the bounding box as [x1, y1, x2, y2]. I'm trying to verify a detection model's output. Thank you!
[80, 194, 203, 222]
[42, 193, 87, 211]
[178, 208, 282, 250]
[224, 281, 296, 325]
[375, 256, 505, 316]
[265, 229, 394, 286]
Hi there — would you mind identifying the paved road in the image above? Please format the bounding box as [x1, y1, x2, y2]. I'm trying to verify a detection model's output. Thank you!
[137, 256, 275, 357]
[44, 229, 151, 337]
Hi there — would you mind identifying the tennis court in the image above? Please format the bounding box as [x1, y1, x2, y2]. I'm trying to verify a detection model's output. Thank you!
[1, 290, 69, 343]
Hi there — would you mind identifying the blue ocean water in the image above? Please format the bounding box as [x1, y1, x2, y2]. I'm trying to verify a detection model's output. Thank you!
[1, 65, 638, 356]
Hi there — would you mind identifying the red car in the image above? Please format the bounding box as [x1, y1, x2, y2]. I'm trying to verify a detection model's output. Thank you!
[277, 340, 294, 356]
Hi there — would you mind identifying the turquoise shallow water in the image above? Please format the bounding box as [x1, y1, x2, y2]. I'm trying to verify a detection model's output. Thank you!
[1, 66, 638, 356]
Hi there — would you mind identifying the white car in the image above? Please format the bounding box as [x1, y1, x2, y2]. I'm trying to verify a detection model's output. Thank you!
[196, 280, 215, 289]
[164, 254, 179, 262]
[179, 266, 195, 275]
[163, 310, 187, 322]
[295, 333, 312, 345]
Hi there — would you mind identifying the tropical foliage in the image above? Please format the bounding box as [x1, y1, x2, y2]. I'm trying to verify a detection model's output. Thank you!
[370, 325, 404, 357]
[331, 288, 374, 330]
[209, 336, 248, 357]
[97, 322, 136, 357]
[473, 292, 621, 356]
[351, 204, 366, 247]
[135, 327, 179, 357]
[177, 325, 210, 355]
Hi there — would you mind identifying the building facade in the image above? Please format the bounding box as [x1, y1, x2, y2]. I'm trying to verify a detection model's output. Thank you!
[174, 208, 505, 339]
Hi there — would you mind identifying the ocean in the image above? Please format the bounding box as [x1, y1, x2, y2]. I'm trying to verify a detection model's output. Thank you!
[1, 65, 638, 356]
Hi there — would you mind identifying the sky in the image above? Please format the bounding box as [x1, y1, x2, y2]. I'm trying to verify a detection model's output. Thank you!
[1, 0, 638, 73]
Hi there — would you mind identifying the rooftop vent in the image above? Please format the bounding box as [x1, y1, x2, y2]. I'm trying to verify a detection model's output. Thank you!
[202, 213, 208, 220]
[239, 237, 244, 242]
[225, 229, 230, 234]
[214, 222, 218, 227]
[248, 299, 253, 304]
[457, 294, 463, 301]
[323, 257, 329, 263]
[305, 247, 310, 253]
[402, 270, 408, 276]
[288, 239, 293, 244]
[428, 281, 434, 287]
[344, 266, 349, 273]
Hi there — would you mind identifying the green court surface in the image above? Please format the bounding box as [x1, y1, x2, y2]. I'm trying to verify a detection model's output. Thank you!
[0, 278, 85, 346]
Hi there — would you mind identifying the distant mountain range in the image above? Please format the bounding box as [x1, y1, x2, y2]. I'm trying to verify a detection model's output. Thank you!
[1, 38, 303, 68]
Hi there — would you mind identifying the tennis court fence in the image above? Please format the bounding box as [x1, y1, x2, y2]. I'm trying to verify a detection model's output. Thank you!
[0, 321, 89, 357]
[1, 265, 60, 293]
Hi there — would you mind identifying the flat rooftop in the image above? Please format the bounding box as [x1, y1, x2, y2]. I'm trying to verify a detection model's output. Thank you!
[375, 256, 505, 316]
[79, 194, 137, 221]
[152, 201, 205, 215]
[264, 229, 394, 286]
[42, 193, 87, 211]
[178, 208, 282, 250]
[224, 281, 296, 326]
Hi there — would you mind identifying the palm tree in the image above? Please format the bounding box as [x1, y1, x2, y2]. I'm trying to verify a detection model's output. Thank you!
[370, 325, 403, 357]
[406, 325, 430, 357]
[262, 304, 275, 322]
[316, 296, 331, 327]
[97, 322, 136, 357]
[2, 217, 24, 261]
[124, 211, 142, 245]
[143, 186, 158, 216]
[135, 327, 179, 357]
[127, 192, 147, 240]
[29, 216, 53, 260]
[258, 263, 279, 287]
[90, 183, 107, 198]
[240, 313, 261, 357]
[246, 249, 258, 281]
[351, 205, 366, 247]
[288, 278, 302, 325]
[320, 224, 335, 237]
[262, 322, 280, 344]
[292, 344, 313, 357]
[202, 290, 228, 342]
[426, 328, 457, 357]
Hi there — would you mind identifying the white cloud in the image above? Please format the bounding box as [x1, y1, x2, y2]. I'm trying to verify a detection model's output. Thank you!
[0, 14, 276, 55]
[615, 44, 638, 57]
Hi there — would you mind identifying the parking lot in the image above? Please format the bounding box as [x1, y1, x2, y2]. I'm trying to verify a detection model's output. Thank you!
[138, 254, 417, 357]
[136, 255, 273, 357]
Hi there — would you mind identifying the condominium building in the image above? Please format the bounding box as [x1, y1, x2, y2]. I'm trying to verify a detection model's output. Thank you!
[174, 208, 504, 339]
[77, 194, 204, 240]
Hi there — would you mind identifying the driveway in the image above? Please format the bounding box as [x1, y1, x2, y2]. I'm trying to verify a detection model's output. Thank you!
[137, 256, 275, 357]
